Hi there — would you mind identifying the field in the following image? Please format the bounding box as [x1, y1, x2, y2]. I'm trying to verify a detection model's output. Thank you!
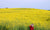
[0, 8, 50, 30]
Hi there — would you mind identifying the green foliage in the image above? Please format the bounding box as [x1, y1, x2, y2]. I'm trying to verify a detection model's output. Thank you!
[0, 25, 2, 30]
[0, 25, 8, 30]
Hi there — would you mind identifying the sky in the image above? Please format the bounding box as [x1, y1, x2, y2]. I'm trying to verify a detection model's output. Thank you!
[0, 0, 50, 10]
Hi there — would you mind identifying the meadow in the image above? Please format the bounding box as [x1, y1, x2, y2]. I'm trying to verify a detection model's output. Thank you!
[0, 8, 50, 30]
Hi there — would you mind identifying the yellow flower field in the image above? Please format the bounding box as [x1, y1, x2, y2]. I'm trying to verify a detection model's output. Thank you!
[0, 8, 50, 30]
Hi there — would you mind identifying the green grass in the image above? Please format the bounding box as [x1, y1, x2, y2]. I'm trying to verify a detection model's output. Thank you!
[0, 23, 49, 30]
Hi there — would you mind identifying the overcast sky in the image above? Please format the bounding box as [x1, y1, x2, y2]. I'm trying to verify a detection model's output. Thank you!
[0, 0, 50, 10]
